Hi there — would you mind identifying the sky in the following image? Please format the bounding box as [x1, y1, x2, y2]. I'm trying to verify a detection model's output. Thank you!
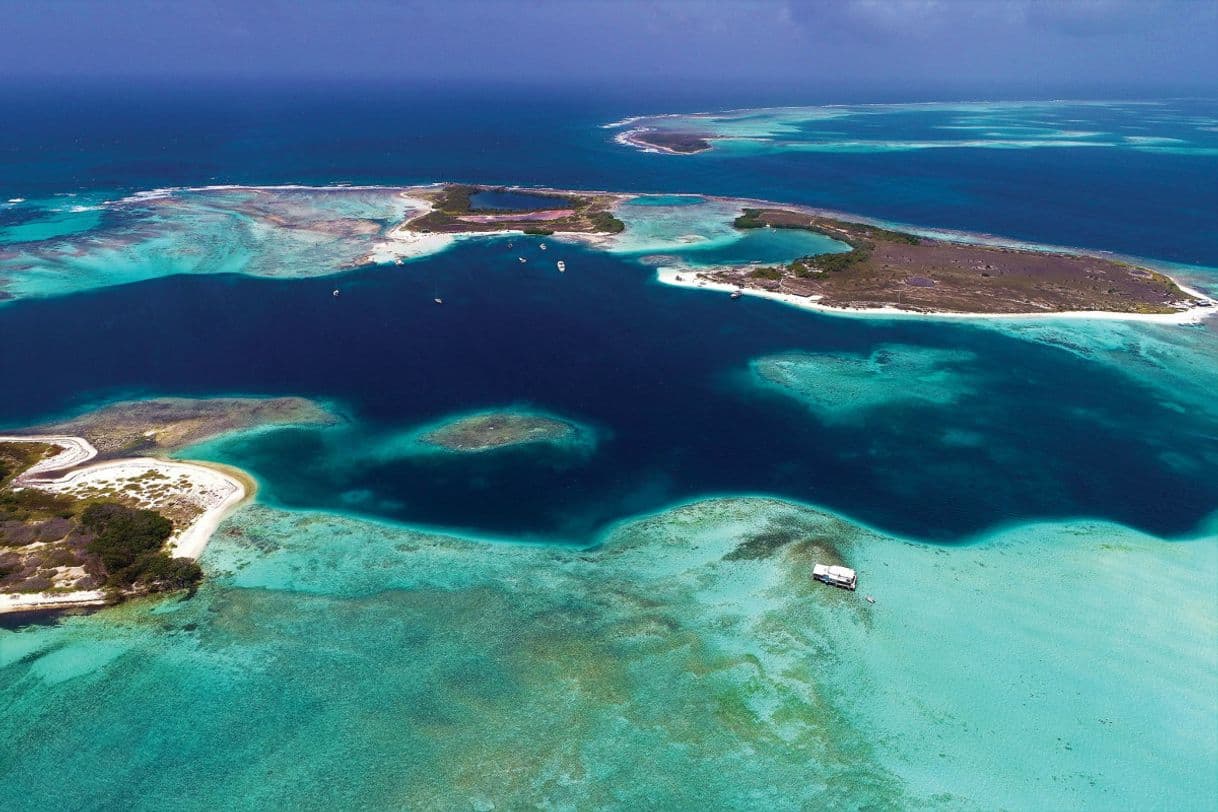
[1, 0, 1215, 95]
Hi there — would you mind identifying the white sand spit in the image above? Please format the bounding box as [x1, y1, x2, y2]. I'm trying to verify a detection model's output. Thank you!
[1, 435, 249, 560]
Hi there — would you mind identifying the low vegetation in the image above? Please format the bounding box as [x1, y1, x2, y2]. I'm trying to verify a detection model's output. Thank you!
[712, 207, 1196, 314]
[407, 183, 625, 236]
[1, 443, 201, 602]
[630, 131, 713, 154]
[81, 503, 201, 591]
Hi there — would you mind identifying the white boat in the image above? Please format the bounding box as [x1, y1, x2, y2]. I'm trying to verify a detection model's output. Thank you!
[556, 261, 566, 272]
[433, 297, 444, 305]
[518, 257, 527, 264]
[812, 563, 857, 591]
[540, 243, 547, 250]
[730, 290, 743, 300]
[332, 289, 341, 297]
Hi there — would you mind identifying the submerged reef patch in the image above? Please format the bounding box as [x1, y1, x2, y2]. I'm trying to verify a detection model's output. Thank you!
[397, 408, 599, 457]
[3, 495, 1212, 808]
[749, 344, 979, 423]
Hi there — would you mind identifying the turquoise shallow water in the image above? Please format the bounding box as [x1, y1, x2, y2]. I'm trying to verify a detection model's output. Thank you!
[1, 92, 1217, 810]
[614, 100, 1218, 157]
[0, 195, 108, 244]
[0, 187, 410, 301]
[1, 498, 1213, 809]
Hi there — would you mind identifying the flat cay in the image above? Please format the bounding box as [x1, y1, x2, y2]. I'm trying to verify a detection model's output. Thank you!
[413, 408, 595, 454]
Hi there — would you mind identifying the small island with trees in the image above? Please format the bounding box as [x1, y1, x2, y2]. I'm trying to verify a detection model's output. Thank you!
[618, 129, 713, 155]
[694, 207, 1209, 316]
[403, 184, 625, 237]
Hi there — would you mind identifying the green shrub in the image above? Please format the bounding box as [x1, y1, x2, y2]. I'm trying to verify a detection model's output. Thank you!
[82, 503, 177, 588]
[734, 209, 764, 229]
[749, 266, 783, 280]
[589, 211, 625, 233]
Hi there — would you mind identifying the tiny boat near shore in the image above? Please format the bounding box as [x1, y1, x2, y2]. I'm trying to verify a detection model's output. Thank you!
[730, 290, 743, 300]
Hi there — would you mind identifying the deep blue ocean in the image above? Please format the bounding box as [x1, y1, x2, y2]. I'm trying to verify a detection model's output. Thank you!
[2, 82, 1217, 545]
[2, 80, 1217, 811]
[3, 237, 1216, 542]
[2, 81, 1216, 263]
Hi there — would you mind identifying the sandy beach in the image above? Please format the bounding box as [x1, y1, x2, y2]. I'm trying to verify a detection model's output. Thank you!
[0, 434, 100, 480]
[0, 590, 108, 615]
[0, 435, 253, 613]
[654, 266, 1218, 324]
[33, 455, 250, 558]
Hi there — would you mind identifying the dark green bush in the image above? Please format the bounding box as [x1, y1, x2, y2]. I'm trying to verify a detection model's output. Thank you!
[82, 503, 196, 590]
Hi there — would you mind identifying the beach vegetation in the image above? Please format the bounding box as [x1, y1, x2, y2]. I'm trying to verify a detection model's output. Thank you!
[81, 502, 201, 592]
[0, 487, 75, 523]
[588, 211, 626, 233]
[0, 441, 58, 488]
[406, 184, 624, 237]
[435, 184, 477, 214]
[749, 266, 784, 280]
[791, 247, 871, 275]
[734, 209, 767, 229]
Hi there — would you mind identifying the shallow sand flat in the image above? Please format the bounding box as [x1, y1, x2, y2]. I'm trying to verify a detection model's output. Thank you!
[2, 496, 1211, 808]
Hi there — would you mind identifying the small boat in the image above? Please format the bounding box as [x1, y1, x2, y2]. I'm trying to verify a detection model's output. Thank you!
[865, 595, 875, 604]
[394, 258, 403, 266]
[433, 297, 444, 305]
[332, 289, 341, 297]
[812, 563, 857, 591]
[730, 290, 743, 300]
[539, 243, 547, 250]
[556, 260, 566, 272]
[518, 257, 527, 264]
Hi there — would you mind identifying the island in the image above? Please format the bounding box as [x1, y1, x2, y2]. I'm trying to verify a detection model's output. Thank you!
[402, 184, 625, 237]
[414, 409, 595, 454]
[2, 182, 1210, 320]
[0, 397, 335, 614]
[617, 129, 713, 155]
[687, 207, 1209, 316]
[376, 184, 1210, 318]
